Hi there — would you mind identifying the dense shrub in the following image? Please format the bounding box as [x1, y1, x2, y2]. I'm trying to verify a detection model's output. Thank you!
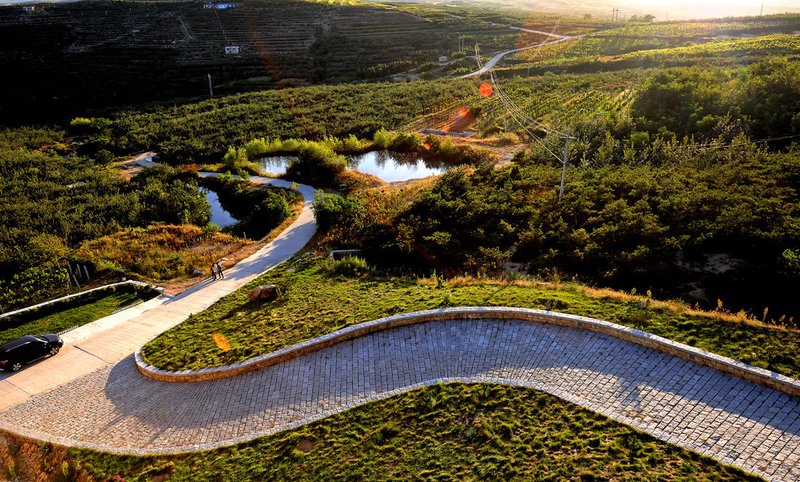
[253, 192, 292, 230]
[334, 145, 800, 316]
[0, 149, 209, 277]
[113, 80, 477, 163]
[285, 143, 347, 186]
[312, 192, 365, 232]
[323, 256, 371, 277]
[68, 117, 111, 136]
[0, 267, 71, 313]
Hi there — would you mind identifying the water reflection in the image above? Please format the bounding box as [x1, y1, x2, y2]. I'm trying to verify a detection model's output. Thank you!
[346, 151, 445, 183]
[201, 187, 238, 228]
[258, 155, 297, 176]
[257, 151, 445, 182]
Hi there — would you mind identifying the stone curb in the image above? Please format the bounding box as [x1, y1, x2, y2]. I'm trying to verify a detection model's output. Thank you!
[134, 307, 800, 398]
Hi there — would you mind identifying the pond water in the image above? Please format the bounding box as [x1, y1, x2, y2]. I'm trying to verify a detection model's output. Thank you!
[348, 151, 445, 183]
[257, 151, 446, 183]
[257, 155, 297, 176]
[201, 188, 239, 228]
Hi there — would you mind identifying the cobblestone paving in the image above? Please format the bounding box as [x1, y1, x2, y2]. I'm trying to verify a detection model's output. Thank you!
[1, 319, 798, 481]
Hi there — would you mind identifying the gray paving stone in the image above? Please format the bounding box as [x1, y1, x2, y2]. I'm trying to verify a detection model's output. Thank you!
[0, 318, 797, 481]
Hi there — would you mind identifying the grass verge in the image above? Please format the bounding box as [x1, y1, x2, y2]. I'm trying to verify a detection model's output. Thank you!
[0, 289, 150, 344]
[141, 257, 800, 377]
[3, 383, 757, 481]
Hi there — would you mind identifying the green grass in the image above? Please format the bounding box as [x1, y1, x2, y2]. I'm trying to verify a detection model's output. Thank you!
[0, 290, 147, 345]
[141, 257, 800, 377]
[69, 383, 761, 481]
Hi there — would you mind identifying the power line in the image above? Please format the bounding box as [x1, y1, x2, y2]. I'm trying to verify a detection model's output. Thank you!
[213, 7, 229, 43]
[472, 23, 575, 197]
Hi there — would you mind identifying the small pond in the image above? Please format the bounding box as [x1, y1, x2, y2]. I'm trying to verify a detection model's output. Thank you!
[257, 155, 297, 176]
[201, 187, 239, 228]
[257, 151, 446, 183]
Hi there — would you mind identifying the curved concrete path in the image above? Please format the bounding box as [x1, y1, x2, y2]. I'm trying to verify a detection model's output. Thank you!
[1, 316, 798, 481]
[461, 29, 578, 78]
[0, 175, 317, 410]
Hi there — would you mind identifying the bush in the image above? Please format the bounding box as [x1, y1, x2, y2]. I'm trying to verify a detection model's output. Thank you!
[252, 192, 291, 230]
[68, 117, 111, 136]
[373, 129, 393, 149]
[286, 143, 347, 186]
[222, 146, 249, 170]
[312, 192, 364, 232]
[0, 267, 71, 312]
[324, 256, 371, 277]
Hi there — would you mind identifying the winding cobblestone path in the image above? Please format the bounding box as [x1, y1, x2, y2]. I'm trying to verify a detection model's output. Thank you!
[1, 318, 798, 481]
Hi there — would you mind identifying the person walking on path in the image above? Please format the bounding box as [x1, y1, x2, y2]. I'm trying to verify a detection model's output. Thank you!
[210, 264, 217, 281]
[215, 261, 224, 279]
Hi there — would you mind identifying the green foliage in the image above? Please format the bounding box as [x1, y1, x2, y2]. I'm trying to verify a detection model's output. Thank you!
[346, 146, 800, 317]
[0, 267, 70, 313]
[736, 58, 800, 138]
[253, 192, 292, 230]
[222, 146, 249, 170]
[390, 165, 529, 273]
[131, 167, 211, 227]
[323, 256, 371, 277]
[312, 191, 365, 232]
[0, 284, 157, 344]
[0, 127, 64, 151]
[71, 383, 758, 481]
[285, 142, 348, 185]
[76, 225, 247, 282]
[68, 117, 111, 136]
[629, 61, 800, 140]
[631, 68, 729, 138]
[372, 128, 393, 149]
[780, 249, 800, 279]
[0, 146, 210, 304]
[113, 80, 477, 163]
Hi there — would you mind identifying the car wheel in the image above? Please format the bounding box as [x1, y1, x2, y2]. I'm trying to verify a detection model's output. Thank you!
[49, 346, 60, 356]
[10, 362, 22, 372]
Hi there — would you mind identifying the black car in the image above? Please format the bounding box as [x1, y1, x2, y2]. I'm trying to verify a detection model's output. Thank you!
[0, 334, 63, 372]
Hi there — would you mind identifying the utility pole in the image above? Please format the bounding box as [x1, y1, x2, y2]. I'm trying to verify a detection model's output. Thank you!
[559, 133, 571, 201]
[759, 4, 764, 16]
[207, 73, 214, 98]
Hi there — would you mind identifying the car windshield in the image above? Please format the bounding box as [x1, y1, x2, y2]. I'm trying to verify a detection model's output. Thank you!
[1, 1, 799, 480]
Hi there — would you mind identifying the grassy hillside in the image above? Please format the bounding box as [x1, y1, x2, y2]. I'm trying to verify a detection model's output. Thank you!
[141, 256, 800, 377]
[7, 384, 758, 481]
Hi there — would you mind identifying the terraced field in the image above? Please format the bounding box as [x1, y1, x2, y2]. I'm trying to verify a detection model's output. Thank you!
[0, 0, 517, 123]
[474, 70, 641, 134]
[512, 15, 800, 71]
